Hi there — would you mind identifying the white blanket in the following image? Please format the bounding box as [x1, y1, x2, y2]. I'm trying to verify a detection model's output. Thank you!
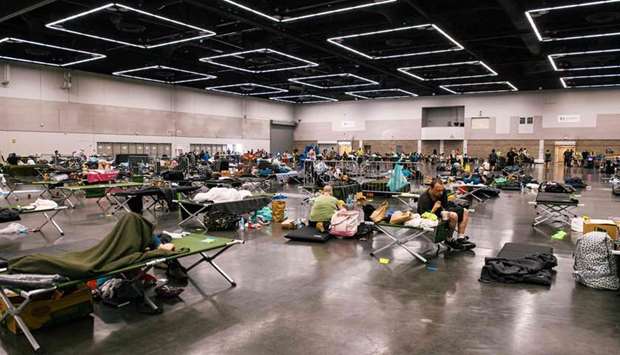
[193, 187, 252, 203]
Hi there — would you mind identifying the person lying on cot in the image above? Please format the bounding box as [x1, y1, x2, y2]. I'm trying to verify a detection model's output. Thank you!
[309, 185, 339, 233]
[417, 178, 475, 251]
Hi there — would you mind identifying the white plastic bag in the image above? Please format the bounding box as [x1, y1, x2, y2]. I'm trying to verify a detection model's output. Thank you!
[0, 223, 28, 235]
[571, 217, 584, 233]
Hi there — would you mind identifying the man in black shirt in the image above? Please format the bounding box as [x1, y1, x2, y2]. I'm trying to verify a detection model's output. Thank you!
[417, 178, 474, 250]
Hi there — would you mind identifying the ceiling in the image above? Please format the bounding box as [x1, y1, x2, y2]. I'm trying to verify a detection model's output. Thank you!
[1, 0, 620, 103]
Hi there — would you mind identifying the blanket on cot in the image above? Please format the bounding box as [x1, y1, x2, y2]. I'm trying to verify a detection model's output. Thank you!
[8, 213, 184, 279]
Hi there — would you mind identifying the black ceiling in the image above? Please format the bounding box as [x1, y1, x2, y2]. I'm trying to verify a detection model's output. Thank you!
[1, 0, 620, 103]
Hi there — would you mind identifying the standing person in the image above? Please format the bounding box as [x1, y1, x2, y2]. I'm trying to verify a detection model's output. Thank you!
[489, 149, 498, 171]
[545, 149, 552, 170]
[506, 148, 517, 167]
[417, 178, 475, 250]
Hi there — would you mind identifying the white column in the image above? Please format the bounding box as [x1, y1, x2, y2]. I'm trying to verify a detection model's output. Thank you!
[463, 140, 468, 155]
[417, 140, 422, 153]
[439, 140, 445, 154]
[538, 139, 545, 162]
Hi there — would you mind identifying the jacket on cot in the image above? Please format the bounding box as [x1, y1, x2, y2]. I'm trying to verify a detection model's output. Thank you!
[9, 213, 184, 279]
[479, 253, 558, 286]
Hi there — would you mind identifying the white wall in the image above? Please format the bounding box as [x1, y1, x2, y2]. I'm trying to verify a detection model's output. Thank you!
[293, 89, 620, 141]
[0, 63, 293, 156]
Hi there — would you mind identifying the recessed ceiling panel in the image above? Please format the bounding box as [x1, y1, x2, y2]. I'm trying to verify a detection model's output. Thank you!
[327, 24, 464, 59]
[548, 48, 620, 71]
[200, 48, 318, 73]
[46, 3, 215, 49]
[345, 88, 417, 99]
[206, 83, 288, 96]
[526, 0, 620, 42]
[440, 81, 518, 94]
[220, 0, 397, 22]
[288, 73, 378, 89]
[113, 65, 216, 84]
[270, 95, 338, 103]
[398, 61, 497, 81]
[0, 37, 105, 67]
[561, 74, 620, 88]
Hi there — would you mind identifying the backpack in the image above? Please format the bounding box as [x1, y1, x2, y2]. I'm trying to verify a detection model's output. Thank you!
[573, 232, 619, 290]
[329, 210, 362, 238]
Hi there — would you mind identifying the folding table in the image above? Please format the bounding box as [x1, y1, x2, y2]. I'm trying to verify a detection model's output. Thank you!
[529, 192, 583, 227]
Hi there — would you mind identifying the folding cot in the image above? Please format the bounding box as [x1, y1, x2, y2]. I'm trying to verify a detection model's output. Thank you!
[109, 186, 200, 215]
[57, 182, 143, 209]
[371, 222, 451, 264]
[529, 192, 583, 227]
[452, 183, 489, 203]
[7, 205, 69, 236]
[0, 233, 242, 351]
[176, 195, 272, 230]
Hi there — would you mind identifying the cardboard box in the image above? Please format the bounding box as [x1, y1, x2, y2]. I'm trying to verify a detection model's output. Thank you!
[0, 286, 93, 334]
[583, 219, 619, 240]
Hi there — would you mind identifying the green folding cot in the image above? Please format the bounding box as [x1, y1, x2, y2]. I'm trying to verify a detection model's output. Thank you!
[0, 233, 243, 351]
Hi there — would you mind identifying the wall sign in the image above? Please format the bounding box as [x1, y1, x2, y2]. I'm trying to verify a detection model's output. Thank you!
[558, 114, 580, 123]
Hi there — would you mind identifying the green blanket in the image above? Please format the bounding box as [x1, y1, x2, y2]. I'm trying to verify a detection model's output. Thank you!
[8, 213, 183, 279]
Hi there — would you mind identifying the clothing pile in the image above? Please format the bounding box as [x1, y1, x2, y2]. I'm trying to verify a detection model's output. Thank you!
[480, 253, 558, 286]
[404, 212, 439, 229]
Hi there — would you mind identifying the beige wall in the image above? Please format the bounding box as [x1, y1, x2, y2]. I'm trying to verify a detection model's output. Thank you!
[0, 63, 293, 156]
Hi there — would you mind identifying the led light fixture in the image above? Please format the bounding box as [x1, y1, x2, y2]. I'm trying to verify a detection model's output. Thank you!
[200, 48, 318, 73]
[206, 83, 288, 96]
[345, 89, 417, 100]
[526, 0, 620, 42]
[0, 37, 106, 67]
[440, 81, 518, 94]
[327, 24, 464, 59]
[46, 3, 215, 49]
[270, 95, 339, 104]
[288, 73, 379, 89]
[220, 0, 398, 23]
[113, 65, 216, 84]
[398, 61, 498, 81]
[560, 74, 620, 88]
[548, 48, 620, 71]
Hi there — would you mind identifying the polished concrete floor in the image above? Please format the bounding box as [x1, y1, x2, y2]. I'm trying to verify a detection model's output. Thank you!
[1, 164, 620, 355]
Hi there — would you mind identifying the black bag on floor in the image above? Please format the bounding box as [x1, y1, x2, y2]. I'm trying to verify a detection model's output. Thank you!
[355, 223, 373, 237]
[0, 208, 20, 223]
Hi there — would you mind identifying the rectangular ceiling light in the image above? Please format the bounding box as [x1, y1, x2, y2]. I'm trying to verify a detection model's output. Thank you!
[0, 37, 106, 67]
[440, 81, 518, 94]
[345, 88, 418, 100]
[548, 48, 620, 71]
[199, 48, 318, 73]
[560, 74, 620, 88]
[398, 61, 498, 81]
[46, 3, 216, 49]
[206, 83, 288, 96]
[113, 65, 217, 84]
[288, 73, 379, 89]
[220, 0, 398, 23]
[270, 95, 339, 104]
[327, 24, 464, 59]
[526, 0, 620, 42]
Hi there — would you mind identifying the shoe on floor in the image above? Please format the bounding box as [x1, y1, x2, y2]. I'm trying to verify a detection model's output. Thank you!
[457, 236, 476, 250]
[444, 238, 466, 250]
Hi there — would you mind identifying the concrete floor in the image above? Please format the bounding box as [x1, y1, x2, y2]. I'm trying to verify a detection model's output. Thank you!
[1, 164, 620, 355]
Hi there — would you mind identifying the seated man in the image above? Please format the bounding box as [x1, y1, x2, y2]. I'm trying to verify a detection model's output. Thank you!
[309, 185, 338, 232]
[417, 178, 475, 250]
